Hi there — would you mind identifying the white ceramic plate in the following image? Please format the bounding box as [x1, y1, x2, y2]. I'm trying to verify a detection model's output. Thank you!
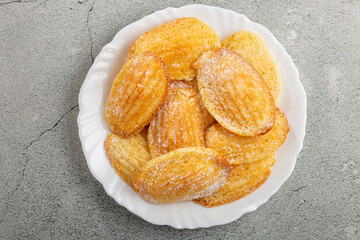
[78, 4, 306, 229]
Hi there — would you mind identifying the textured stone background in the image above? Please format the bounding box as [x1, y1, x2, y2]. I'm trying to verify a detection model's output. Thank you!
[0, 0, 359, 239]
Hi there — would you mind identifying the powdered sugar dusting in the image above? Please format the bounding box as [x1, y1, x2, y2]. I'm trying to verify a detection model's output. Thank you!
[148, 84, 205, 158]
[105, 52, 167, 137]
[129, 17, 220, 81]
[133, 147, 229, 203]
[194, 48, 275, 136]
[205, 109, 289, 165]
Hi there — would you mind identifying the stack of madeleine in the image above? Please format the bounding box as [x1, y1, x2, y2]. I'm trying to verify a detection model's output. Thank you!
[104, 18, 289, 207]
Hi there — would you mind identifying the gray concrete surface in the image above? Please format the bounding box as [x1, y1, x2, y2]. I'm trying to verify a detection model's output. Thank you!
[0, 0, 359, 239]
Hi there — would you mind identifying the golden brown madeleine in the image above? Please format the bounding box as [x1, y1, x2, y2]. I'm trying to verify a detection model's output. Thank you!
[129, 18, 220, 81]
[133, 147, 230, 203]
[194, 153, 275, 207]
[148, 81, 205, 158]
[206, 108, 289, 165]
[222, 31, 281, 102]
[105, 52, 169, 137]
[106, 133, 151, 188]
[193, 48, 276, 136]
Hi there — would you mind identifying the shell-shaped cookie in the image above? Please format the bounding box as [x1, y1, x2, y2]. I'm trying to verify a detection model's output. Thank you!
[206, 108, 289, 165]
[106, 132, 151, 188]
[105, 52, 168, 137]
[194, 153, 275, 207]
[129, 18, 220, 81]
[194, 48, 276, 136]
[133, 147, 230, 203]
[222, 30, 281, 102]
[148, 81, 205, 158]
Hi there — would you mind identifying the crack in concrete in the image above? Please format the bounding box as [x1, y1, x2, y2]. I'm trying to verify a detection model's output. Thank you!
[86, 0, 96, 63]
[292, 185, 308, 192]
[0, 0, 21, 6]
[0, 0, 42, 6]
[4, 104, 79, 203]
[23, 104, 79, 151]
[78, 0, 89, 4]
[2, 104, 79, 221]
[0, 0, 50, 11]
[4, 153, 29, 203]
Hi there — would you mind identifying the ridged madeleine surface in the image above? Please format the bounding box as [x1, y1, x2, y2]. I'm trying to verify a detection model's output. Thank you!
[148, 81, 205, 158]
[106, 132, 151, 188]
[222, 30, 281, 102]
[129, 18, 220, 81]
[194, 48, 276, 136]
[133, 147, 230, 203]
[206, 108, 289, 165]
[194, 153, 275, 207]
[105, 52, 168, 137]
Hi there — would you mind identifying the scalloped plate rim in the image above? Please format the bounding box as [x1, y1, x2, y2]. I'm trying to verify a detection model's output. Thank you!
[78, 4, 307, 229]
